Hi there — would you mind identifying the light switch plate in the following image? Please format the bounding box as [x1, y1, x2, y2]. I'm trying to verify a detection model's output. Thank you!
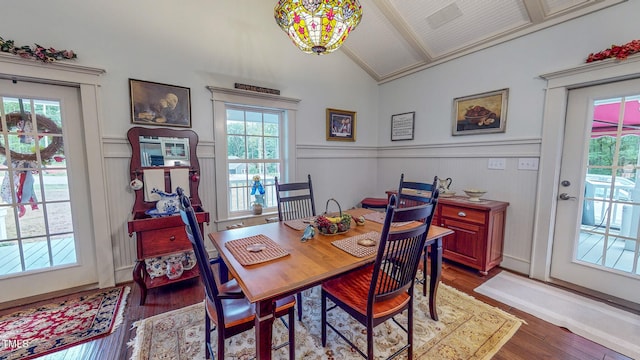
[518, 158, 539, 170]
[488, 158, 506, 170]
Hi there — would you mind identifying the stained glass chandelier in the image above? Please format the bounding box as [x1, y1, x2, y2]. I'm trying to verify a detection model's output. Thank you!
[274, 0, 363, 55]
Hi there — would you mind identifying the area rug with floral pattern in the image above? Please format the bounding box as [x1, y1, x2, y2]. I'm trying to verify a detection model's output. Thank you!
[0, 286, 129, 360]
[129, 280, 523, 359]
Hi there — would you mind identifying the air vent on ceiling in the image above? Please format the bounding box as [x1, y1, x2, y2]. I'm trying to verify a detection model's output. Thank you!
[426, 2, 463, 30]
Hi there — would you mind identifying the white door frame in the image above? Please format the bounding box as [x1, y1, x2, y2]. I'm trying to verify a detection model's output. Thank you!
[0, 53, 114, 289]
[532, 56, 640, 281]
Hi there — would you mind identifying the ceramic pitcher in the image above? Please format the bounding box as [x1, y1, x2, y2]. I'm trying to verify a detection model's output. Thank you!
[152, 189, 180, 214]
[437, 177, 453, 193]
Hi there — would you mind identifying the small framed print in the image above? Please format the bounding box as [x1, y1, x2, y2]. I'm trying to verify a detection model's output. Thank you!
[326, 108, 356, 141]
[452, 88, 508, 135]
[391, 112, 415, 141]
[130, 79, 192, 128]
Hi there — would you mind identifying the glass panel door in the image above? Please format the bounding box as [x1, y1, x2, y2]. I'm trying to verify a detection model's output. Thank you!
[0, 79, 96, 303]
[0, 97, 74, 275]
[580, 96, 640, 274]
[551, 78, 640, 306]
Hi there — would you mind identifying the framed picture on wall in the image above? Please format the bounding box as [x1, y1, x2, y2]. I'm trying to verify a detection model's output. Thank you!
[129, 79, 192, 128]
[452, 88, 508, 135]
[326, 108, 356, 141]
[391, 112, 415, 141]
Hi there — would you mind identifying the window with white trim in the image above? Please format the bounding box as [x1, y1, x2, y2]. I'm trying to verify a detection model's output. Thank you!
[210, 87, 299, 220]
[226, 105, 282, 213]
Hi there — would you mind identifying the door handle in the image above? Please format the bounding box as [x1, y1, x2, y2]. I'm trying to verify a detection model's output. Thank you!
[559, 193, 577, 200]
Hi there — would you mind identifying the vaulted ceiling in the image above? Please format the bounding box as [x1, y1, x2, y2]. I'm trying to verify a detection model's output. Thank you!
[339, 0, 625, 83]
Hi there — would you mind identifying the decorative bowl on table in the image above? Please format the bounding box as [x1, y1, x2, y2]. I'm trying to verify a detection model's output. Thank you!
[463, 189, 487, 202]
[439, 190, 456, 197]
[145, 208, 179, 218]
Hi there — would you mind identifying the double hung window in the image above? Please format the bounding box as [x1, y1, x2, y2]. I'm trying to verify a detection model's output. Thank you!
[210, 87, 299, 220]
[226, 106, 281, 213]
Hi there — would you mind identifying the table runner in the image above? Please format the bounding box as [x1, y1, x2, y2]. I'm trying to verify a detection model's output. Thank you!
[225, 234, 289, 266]
[362, 211, 416, 227]
[331, 231, 381, 258]
[283, 217, 314, 231]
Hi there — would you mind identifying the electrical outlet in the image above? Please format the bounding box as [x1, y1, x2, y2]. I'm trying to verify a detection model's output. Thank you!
[518, 158, 539, 170]
[487, 158, 506, 170]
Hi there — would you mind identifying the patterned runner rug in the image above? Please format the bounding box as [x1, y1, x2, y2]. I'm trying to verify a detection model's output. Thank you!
[0, 286, 129, 360]
[129, 280, 522, 359]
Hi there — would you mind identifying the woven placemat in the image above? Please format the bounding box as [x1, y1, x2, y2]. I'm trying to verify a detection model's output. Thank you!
[362, 211, 415, 227]
[225, 234, 289, 266]
[283, 217, 314, 231]
[332, 231, 381, 258]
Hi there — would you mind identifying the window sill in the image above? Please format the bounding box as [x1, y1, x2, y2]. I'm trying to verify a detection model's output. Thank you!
[215, 210, 278, 224]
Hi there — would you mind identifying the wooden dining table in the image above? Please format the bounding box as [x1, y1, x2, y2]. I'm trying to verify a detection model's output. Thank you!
[208, 207, 453, 360]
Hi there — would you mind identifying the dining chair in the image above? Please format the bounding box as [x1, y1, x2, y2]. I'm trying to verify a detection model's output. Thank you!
[321, 194, 436, 360]
[177, 187, 296, 360]
[397, 173, 438, 208]
[275, 174, 316, 222]
[397, 173, 440, 297]
[274, 174, 316, 320]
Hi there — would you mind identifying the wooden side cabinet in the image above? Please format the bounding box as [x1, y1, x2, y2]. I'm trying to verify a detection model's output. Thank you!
[435, 197, 509, 275]
[128, 210, 209, 305]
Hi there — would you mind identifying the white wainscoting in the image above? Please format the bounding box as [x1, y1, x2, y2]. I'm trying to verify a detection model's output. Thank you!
[105, 137, 539, 283]
[376, 137, 541, 275]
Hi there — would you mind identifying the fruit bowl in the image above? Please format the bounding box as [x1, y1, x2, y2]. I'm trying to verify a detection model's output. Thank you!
[463, 189, 486, 202]
[315, 198, 352, 235]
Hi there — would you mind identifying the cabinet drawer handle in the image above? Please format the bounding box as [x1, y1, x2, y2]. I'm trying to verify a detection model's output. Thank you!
[169, 235, 176, 241]
[457, 211, 466, 217]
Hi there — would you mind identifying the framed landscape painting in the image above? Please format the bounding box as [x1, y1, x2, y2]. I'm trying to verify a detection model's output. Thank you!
[129, 79, 192, 128]
[326, 108, 356, 141]
[452, 88, 508, 135]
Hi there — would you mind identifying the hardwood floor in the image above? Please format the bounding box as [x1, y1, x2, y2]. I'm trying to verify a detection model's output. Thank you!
[5, 261, 634, 360]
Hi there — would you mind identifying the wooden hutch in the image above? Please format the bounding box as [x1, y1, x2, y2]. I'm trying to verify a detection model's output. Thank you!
[127, 126, 209, 305]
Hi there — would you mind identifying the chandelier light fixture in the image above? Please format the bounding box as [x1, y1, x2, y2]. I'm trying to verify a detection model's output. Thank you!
[274, 0, 363, 55]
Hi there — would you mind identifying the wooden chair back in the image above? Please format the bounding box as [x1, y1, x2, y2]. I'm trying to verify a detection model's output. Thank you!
[370, 195, 435, 306]
[320, 194, 439, 359]
[178, 188, 226, 327]
[275, 174, 316, 221]
[179, 186, 296, 359]
[397, 173, 439, 208]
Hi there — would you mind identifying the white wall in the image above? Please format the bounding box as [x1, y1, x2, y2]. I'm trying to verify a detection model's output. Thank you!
[0, 0, 379, 282]
[376, 1, 640, 273]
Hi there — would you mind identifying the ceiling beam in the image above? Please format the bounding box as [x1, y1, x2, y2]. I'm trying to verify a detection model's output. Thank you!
[340, 46, 383, 82]
[523, 0, 546, 23]
[370, 0, 434, 62]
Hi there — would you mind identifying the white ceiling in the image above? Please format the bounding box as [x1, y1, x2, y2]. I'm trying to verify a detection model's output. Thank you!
[339, 0, 625, 83]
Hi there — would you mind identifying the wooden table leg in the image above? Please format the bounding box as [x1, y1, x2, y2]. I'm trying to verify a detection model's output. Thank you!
[255, 299, 276, 359]
[428, 237, 443, 321]
[218, 260, 230, 283]
[133, 261, 147, 305]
